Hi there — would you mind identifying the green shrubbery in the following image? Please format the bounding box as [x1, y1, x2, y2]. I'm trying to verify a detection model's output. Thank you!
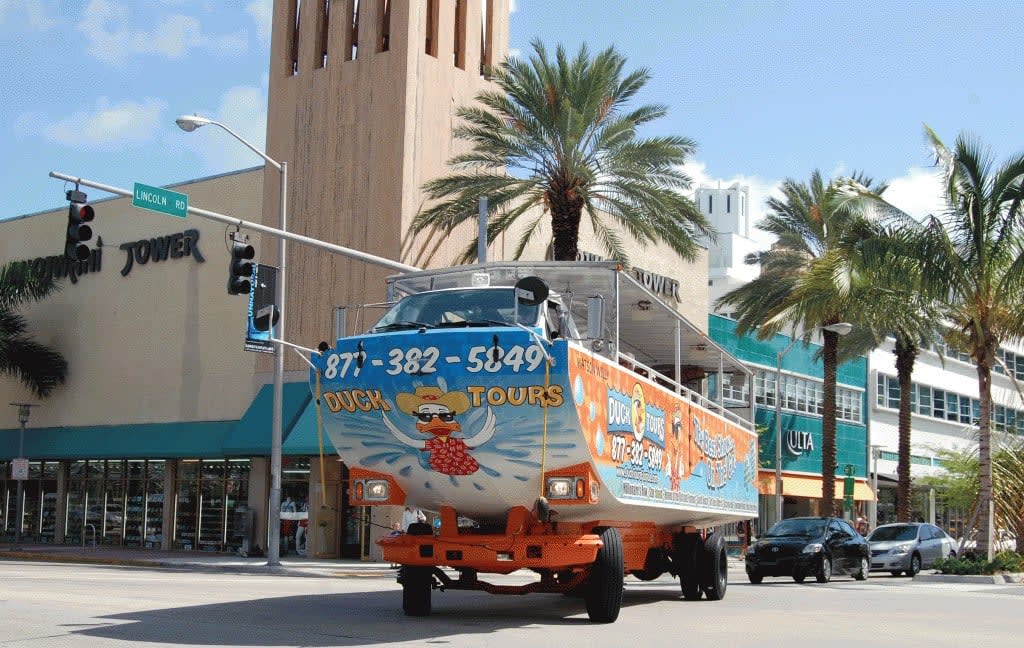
[932, 550, 1023, 575]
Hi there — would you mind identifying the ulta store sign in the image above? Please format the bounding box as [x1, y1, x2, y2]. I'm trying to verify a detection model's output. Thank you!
[13, 228, 205, 284]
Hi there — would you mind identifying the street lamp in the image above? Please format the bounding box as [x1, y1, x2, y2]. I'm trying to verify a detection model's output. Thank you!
[177, 114, 288, 567]
[9, 402, 36, 550]
[773, 322, 852, 524]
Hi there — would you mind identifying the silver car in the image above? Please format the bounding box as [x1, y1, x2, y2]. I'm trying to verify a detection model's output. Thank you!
[867, 522, 958, 576]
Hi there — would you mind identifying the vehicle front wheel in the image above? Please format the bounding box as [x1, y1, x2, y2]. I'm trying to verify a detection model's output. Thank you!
[585, 527, 624, 623]
[400, 566, 433, 616]
[815, 556, 832, 583]
[907, 553, 921, 577]
[854, 556, 869, 581]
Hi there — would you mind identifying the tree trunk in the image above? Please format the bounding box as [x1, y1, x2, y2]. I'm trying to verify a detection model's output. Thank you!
[548, 186, 584, 261]
[821, 330, 839, 514]
[975, 346, 995, 559]
[894, 337, 917, 522]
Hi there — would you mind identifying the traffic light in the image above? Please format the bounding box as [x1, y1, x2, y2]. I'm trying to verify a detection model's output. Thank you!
[228, 236, 255, 295]
[65, 190, 94, 261]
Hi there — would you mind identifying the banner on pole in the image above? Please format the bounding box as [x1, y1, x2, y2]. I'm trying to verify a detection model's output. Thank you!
[245, 263, 278, 354]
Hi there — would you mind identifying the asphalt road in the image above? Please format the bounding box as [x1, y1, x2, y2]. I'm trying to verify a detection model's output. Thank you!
[2, 561, 1022, 647]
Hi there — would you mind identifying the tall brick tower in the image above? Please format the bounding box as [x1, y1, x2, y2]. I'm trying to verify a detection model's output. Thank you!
[263, 1, 509, 364]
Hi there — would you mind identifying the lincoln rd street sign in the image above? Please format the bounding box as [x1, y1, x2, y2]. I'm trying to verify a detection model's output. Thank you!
[132, 182, 188, 218]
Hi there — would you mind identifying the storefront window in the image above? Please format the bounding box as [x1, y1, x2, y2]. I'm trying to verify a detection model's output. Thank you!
[174, 460, 199, 550]
[145, 461, 165, 548]
[173, 459, 250, 552]
[198, 460, 226, 549]
[225, 459, 251, 552]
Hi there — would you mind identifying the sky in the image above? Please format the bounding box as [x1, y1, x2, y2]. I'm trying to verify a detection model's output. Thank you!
[4, 0, 1024, 240]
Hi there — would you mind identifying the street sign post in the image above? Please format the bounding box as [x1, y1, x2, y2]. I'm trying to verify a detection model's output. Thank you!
[132, 182, 188, 218]
[11, 457, 28, 480]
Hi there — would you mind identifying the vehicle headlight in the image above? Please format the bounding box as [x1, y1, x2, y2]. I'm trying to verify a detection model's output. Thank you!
[801, 543, 823, 554]
[888, 544, 911, 555]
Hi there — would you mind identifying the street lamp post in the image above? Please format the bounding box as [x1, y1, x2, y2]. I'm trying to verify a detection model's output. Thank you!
[9, 402, 36, 550]
[773, 323, 852, 525]
[870, 444, 882, 529]
[176, 115, 287, 567]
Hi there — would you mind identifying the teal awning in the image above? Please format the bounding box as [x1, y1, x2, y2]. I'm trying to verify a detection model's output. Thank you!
[0, 420, 234, 459]
[221, 381, 314, 456]
[281, 395, 337, 455]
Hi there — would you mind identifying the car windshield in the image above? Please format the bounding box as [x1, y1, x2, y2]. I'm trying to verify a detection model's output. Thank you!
[764, 518, 826, 538]
[868, 525, 918, 542]
[371, 288, 540, 331]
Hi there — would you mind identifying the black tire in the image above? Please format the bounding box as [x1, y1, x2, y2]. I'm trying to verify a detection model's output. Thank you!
[585, 527, 624, 623]
[747, 570, 763, 584]
[815, 555, 832, 583]
[793, 573, 806, 584]
[632, 548, 665, 581]
[674, 533, 702, 600]
[854, 556, 869, 581]
[400, 566, 432, 616]
[907, 553, 921, 577]
[948, 551, 957, 559]
[701, 532, 728, 601]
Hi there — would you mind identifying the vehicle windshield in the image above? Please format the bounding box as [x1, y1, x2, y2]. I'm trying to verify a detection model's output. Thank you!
[764, 518, 826, 538]
[867, 525, 918, 542]
[371, 288, 540, 331]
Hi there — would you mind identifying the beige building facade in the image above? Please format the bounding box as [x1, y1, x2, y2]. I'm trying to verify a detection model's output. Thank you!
[1, 1, 711, 558]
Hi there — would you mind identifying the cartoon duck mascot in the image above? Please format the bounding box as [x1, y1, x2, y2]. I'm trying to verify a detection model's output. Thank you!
[384, 386, 495, 476]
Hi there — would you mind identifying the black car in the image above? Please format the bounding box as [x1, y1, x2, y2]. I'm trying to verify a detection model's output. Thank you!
[745, 516, 870, 583]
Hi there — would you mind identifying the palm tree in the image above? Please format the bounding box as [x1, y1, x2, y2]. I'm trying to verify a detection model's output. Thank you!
[838, 217, 944, 522]
[0, 261, 68, 397]
[411, 39, 713, 265]
[717, 170, 883, 513]
[905, 126, 1024, 557]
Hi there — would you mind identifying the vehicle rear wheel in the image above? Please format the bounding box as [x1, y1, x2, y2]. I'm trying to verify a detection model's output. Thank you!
[585, 527, 624, 623]
[673, 533, 702, 600]
[907, 553, 921, 577]
[854, 556, 869, 581]
[400, 566, 432, 616]
[701, 532, 728, 600]
[815, 556, 832, 583]
[747, 570, 763, 584]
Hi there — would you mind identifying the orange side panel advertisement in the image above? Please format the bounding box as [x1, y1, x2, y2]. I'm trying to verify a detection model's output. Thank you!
[568, 347, 759, 516]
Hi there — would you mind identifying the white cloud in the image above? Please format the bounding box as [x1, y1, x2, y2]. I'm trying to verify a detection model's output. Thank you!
[42, 97, 167, 150]
[0, 0, 56, 29]
[76, 0, 247, 66]
[882, 166, 944, 220]
[247, 0, 272, 44]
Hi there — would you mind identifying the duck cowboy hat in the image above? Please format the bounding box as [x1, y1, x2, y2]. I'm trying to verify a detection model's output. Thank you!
[395, 386, 470, 415]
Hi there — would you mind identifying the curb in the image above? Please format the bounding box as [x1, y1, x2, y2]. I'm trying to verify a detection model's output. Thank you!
[0, 551, 161, 569]
[914, 572, 1024, 585]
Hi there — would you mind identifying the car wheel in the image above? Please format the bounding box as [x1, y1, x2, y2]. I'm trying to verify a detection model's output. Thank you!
[584, 527, 624, 623]
[792, 573, 806, 584]
[907, 553, 921, 577]
[815, 556, 832, 583]
[948, 551, 957, 559]
[747, 570, 763, 584]
[889, 570, 903, 577]
[854, 556, 869, 581]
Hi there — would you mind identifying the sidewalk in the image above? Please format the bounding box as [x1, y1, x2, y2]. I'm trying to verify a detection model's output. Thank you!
[0, 542, 398, 578]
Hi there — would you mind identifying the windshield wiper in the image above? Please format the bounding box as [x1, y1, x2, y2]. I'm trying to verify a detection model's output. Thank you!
[435, 319, 509, 328]
[373, 321, 435, 332]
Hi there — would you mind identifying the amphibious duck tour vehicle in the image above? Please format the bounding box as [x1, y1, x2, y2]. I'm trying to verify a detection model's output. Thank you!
[311, 261, 757, 622]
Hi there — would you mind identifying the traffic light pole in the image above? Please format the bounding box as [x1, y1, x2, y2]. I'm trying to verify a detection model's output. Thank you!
[48, 172, 418, 274]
